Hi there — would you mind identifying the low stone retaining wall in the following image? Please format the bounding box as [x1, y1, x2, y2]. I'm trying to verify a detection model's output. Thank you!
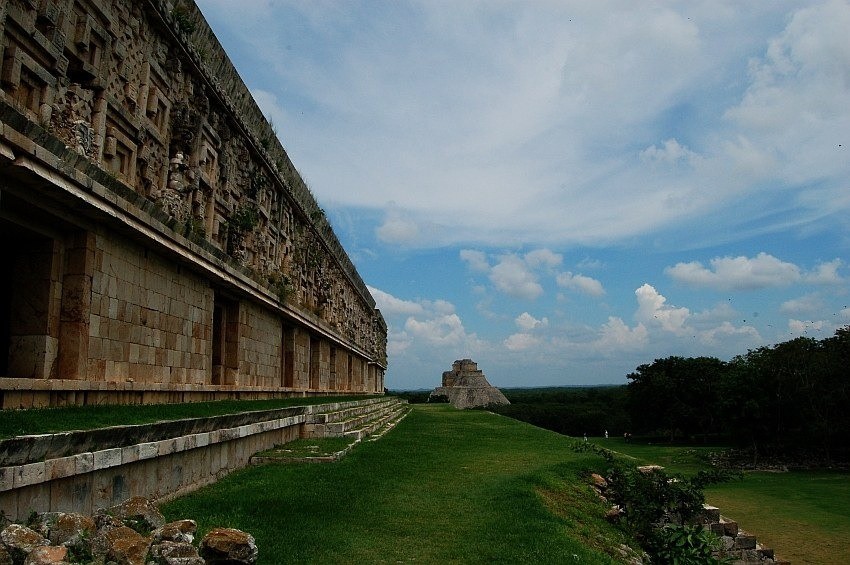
[0, 397, 400, 522]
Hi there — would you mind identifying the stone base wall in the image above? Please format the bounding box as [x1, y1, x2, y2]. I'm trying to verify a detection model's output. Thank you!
[0, 398, 395, 520]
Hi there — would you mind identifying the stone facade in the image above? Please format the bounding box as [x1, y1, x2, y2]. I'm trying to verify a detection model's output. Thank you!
[0, 0, 387, 407]
[430, 359, 510, 409]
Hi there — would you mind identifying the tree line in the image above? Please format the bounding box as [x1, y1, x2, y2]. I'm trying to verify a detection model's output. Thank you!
[482, 327, 848, 465]
[626, 326, 849, 462]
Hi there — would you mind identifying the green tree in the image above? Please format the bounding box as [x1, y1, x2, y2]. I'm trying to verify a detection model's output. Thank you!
[627, 356, 726, 440]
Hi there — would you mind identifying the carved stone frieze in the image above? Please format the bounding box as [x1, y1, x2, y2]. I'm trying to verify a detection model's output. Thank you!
[0, 0, 387, 370]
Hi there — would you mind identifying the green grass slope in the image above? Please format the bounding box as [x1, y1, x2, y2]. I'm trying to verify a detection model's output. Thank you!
[162, 405, 631, 564]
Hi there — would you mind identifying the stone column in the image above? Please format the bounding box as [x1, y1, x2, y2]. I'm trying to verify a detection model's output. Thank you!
[57, 231, 95, 379]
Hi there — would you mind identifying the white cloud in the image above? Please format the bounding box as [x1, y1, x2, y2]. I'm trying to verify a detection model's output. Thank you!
[804, 259, 845, 285]
[503, 333, 540, 351]
[201, 1, 850, 251]
[594, 317, 649, 352]
[780, 294, 825, 316]
[368, 286, 424, 316]
[515, 312, 548, 331]
[699, 321, 761, 348]
[556, 272, 605, 296]
[460, 249, 490, 273]
[666, 252, 801, 290]
[635, 284, 691, 334]
[405, 314, 468, 346]
[488, 254, 547, 300]
[524, 249, 563, 269]
[376, 206, 419, 244]
[640, 138, 700, 167]
[788, 319, 826, 336]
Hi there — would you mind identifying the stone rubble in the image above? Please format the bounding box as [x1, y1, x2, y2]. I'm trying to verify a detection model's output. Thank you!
[0, 497, 256, 565]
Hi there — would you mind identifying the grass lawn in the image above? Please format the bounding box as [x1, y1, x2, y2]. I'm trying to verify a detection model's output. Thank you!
[603, 437, 850, 565]
[0, 396, 365, 439]
[162, 405, 633, 564]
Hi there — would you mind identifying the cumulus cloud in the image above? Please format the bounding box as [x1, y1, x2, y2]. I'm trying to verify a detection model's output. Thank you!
[503, 332, 541, 351]
[490, 255, 543, 300]
[667, 254, 846, 291]
[635, 284, 691, 334]
[788, 319, 826, 336]
[484, 251, 564, 300]
[804, 259, 844, 285]
[515, 312, 548, 331]
[665, 252, 802, 290]
[376, 206, 419, 244]
[524, 249, 563, 269]
[369, 286, 424, 316]
[594, 317, 649, 352]
[640, 138, 700, 166]
[699, 321, 761, 347]
[370, 288, 485, 362]
[405, 314, 468, 346]
[780, 293, 825, 316]
[556, 272, 605, 296]
[460, 249, 490, 273]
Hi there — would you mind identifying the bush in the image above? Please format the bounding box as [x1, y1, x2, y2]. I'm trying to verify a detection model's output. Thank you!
[575, 442, 734, 563]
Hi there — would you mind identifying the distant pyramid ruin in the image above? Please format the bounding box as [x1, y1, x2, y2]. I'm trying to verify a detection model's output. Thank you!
[429, 359, 510, 409]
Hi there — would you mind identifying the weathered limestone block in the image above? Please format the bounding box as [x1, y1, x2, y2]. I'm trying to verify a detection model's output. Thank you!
[152, 520, 197, 545]
[199, 527, 258, 565]
[149, 539, 204, 565]
[105, 496, 165, 533]
[21, 545, 67, 564]
[0, 524, 49, 562]
[94, 525, 151, 565]
[28, 512, 95, 546]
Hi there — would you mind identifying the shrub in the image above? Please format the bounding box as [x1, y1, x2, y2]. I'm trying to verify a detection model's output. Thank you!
[575, 442, 734, 563]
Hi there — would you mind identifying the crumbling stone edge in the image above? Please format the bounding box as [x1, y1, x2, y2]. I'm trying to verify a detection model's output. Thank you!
[0, 495, 257, 565]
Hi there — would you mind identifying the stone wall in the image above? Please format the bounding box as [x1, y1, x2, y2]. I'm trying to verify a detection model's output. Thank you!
[0, 0, 387, 406]
[0, 397, 403, 520]
[88, 231, 213, 386]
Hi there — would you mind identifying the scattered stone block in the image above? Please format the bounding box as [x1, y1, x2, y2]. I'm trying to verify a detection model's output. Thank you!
[199, 527, 258, 564]
[0, 524, 48, 562]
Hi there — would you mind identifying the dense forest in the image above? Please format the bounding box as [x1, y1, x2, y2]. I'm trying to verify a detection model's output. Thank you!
[626, 327, 849, 461]
[471, 327, 848, 464]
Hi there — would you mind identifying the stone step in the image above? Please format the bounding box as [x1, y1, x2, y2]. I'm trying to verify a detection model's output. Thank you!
[309, 397, 398, 424]
[367, 405, 411, 441]
[324, 400, 403, 436]
[343, 404, 410, 442]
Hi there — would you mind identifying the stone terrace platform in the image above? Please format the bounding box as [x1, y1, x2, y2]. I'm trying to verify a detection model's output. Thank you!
[0, 396, 408, 521]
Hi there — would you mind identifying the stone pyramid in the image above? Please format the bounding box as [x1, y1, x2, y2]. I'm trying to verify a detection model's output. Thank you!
[429, 359, 510, 409]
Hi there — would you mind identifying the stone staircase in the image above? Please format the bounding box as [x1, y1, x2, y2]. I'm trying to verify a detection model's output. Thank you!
[303, 396, 410, 442]
[699, 505, 789, 564]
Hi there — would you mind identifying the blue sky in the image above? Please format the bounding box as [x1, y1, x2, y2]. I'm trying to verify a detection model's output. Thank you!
[196, 0, 850, 390]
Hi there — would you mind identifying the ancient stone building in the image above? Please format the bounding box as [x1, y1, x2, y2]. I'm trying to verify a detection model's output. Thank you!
[0, 0, 387, 408]
[430, 359, 509, 409]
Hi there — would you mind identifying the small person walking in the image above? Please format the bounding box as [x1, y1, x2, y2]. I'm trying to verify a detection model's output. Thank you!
[604, 430, 609, 439]
[583, 433, 587, 442]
